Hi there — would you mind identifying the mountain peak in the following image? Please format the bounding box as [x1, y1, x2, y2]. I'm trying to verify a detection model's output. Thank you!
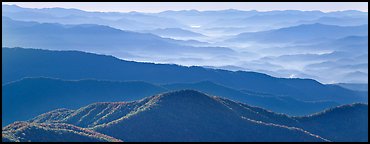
[153, 89, 217, 106]
[90, 90, 327, 142]
[158, 89, 210, 98]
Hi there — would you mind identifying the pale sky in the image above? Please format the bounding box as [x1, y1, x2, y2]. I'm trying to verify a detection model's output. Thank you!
[2, 2, 368, 13]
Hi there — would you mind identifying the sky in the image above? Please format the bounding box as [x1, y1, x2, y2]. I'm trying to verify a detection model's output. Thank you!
[2, 2, 368, 13]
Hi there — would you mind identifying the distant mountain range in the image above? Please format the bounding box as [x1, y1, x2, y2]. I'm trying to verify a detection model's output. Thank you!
[2, 47, 367, 126]
[2, 4, 368, 85]
[140, 28, 206, 38]
[2, 77, 166, 126]
[294, 16, 368, 26]
[227, 23, 368, 43]
[157, 9, 367, 29]
[3, 47, 366, 104]
[2, 17, 234, 58]
[3, 4, 367, 35]
[2, 4, 187, 30]
[3, 90, 367, 142]
[335, 83, 368, 92]
[2, 4, 368, 142]
[2, 48, 367, 103]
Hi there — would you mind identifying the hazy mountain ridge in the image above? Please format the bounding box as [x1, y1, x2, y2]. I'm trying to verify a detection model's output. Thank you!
[335, 83, 368, 91]
[2, 4, 368, 142]
[228, 23, 368, 43]
[157, 9, 367, 29]
[140, 28, 206, 38]
[2, 4, 368, 84]
[2, 17, 235, 59]
[3, 47, 366, 105]
[3, 47, 366, 126]
[4, 4, 367, 27]
[292, 16, 368, 26]
[2, 4, 187, 30]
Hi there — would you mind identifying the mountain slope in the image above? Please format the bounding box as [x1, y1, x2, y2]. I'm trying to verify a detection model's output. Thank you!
[163, 81, 339, 116]
[2, 77, 341, 127]
[28, 90, 327, 142]
[3, 47, 366, 104]
[28, 109, 75, 124]
[2, 122, 122, 142]
[335, 83, 368, 92]
[12, 90, 367, 142]
[228, 23, 368, 43]
[296, 103, 368, 142]
[2, 77, 166, 126]
[93, 90, 326, 142]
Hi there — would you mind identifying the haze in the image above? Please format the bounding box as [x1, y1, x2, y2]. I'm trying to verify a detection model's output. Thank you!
[2, 2, 368, 13]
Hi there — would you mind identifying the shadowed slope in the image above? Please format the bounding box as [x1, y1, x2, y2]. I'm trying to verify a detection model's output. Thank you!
[18, 90, 367, 142]
[296, 103, 368, 142]
[2, 77, 166, 126]
[91, 90, 326, 142]
[163, 81, 340, 116]
[3, 77, 342, 127]
[29, 90, 325, 142]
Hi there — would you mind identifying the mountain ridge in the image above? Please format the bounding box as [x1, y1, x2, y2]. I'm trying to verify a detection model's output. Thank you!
[3, 47, 366, 104]
[228, 23, 368, 43]
[6, 90, 367, 142]
[22, 90, 329, 142]
[2, 77, 342, 127]
[2, 17, 234, 57]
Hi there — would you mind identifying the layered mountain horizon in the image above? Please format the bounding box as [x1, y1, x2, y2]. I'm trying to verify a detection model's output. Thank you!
[2, 47, 367, 126]
[2, 3, 368, 142]
[2, 4, 368, 84]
